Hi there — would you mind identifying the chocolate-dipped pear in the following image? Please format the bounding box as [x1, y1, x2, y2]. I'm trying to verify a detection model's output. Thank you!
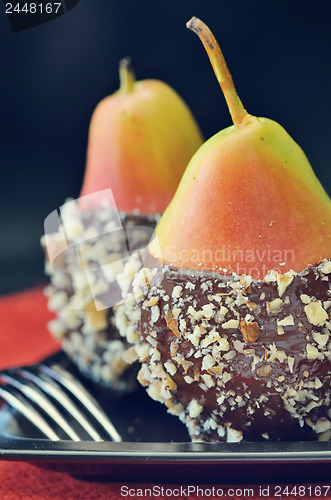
[80, 57, 203, 214]
[43, 59, 203, 391]
[116, 19, 331, 438]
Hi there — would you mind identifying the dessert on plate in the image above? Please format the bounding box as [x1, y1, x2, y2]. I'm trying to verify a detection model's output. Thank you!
[42, 58, 203, 391]
[115, 18, 331, 439]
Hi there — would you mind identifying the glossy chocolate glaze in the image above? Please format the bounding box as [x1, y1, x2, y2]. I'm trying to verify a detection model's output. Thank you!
[133, 259, 331, 441]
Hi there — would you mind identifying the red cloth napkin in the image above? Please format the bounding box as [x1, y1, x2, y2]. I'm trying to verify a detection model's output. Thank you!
[0, 287, 330, 499]
[0, 287, 59, 370]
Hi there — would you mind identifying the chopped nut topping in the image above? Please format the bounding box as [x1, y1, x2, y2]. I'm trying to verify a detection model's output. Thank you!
[164, 361, 177, 376]
[287, 356, 294, 373]
[277, 270, 295, 297]
[277, 325, 285, 336]
[275, 350, 287, 362]
[172, 286, 183, 298]
[243, 348, 255, 357]
[200, 328, 220, 348]
[202, 354, 216, 371]
[218, 336, 230, 351]
[146, 335, 157, 347]
[188, 399, 203, 418]
[256, 365, 272, 377]
[239, 319, 261, 344]
[138, 366, 151, 388]
[144, 296, 159, 308]
[305, 401, 319, 413]
[201, 303, 215, 318]
[321, 260, 331, 274]
[223, 371, 232, 383]
[313, 418, 331, 434]
[185, 282, 196, 290]
[172, 307, 180, 319]
[187, 306, 204, 321]
[277, 315, 294, 327]
[267, 298, 283, 314]
[304, 301, 328, 326]
[263, 270, 278, 283]
[165, 312, 181, 338]
[219, 305, 228, 316]
[208, 365, 223, 376]
[312, 331, 329, 347]
[169, 341, 179, 356]
[222, 319, 239, 329]
[150, 305, 160, 323]
[233, 339, 244, 353]
[306, 343, 319, 360]
[300, 294, 311, 304]
[184, 375, 195, 384]
[179, 319, 187, 334]
[122, 346, 138, 364]
[86, 309, 107, 331]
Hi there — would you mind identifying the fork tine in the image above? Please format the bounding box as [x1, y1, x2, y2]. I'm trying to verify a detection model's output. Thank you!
[41, 363, 122, 442]
[17, 368, 104, 442]
[0, 385, 60, 441]
[1, 373, 81, 441]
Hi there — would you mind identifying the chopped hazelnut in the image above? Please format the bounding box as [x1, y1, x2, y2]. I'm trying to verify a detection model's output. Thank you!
[222, 319, 239, 329]
[306, 343, 319, 360]
[321, 261, 331, 274]
[312, 331, 329, 347]
[144, 296, 159, 308]
[151, 305, 160, 323]
[277, 271, 295, 297]
[267, 298, 283, 314]
[188, 399, 203, 418]
[165, 312, 181, 338]
[172, 286, 183, 298]
[304, 301, 328, 326]
[277, 315, 294, 327]
[239, 319, 261, 343]
[256, 365, 272, 377]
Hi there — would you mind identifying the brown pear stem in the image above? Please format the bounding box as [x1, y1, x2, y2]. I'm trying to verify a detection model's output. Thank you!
[186, 17, 250, 128]
[119, 57, 135, 94]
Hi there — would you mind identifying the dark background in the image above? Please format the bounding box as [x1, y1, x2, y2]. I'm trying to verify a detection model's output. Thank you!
[0, 0, 330, 294]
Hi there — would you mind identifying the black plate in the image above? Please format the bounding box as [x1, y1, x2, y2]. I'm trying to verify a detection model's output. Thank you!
[0, 352, 330, 483]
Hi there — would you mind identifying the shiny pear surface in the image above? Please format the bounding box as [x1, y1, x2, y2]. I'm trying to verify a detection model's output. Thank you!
[150, 117, 331, 277]
[80, 78, 203, 214]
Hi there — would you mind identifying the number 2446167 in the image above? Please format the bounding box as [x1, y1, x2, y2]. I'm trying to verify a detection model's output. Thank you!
[5, 3, 62, 14]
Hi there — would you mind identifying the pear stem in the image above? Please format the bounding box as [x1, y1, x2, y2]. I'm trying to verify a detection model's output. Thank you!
[119, 57, 136, 94]
[186, 17, 250, 128]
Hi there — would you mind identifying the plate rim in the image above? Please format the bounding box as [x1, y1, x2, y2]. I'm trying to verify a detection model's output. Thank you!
[0, 352, 330, 467]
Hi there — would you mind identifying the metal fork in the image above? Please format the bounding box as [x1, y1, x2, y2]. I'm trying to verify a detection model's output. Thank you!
[0, 362, 122, 442]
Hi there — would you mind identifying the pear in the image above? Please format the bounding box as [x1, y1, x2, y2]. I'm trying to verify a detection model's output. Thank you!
[43, 58, 203, 392]
[80, 57, 203, 214]
[115, 18, 331, 442]
[149, 18, 331, 279]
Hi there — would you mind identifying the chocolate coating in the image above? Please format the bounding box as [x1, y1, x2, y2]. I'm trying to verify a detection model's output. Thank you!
[116, 255, 331, 440]
[43, 202, 158, 391]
